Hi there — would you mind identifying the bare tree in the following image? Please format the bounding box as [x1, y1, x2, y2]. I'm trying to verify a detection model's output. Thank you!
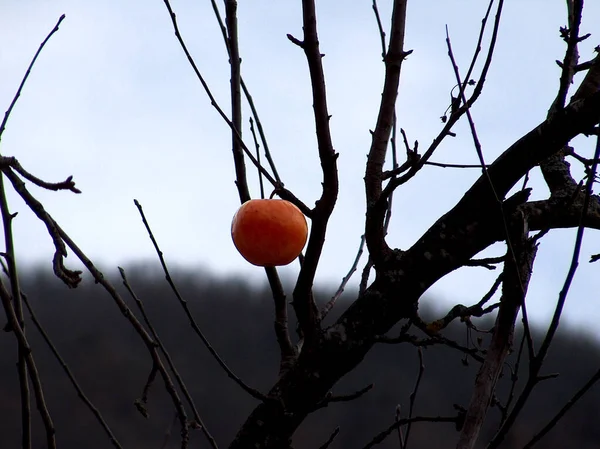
[2, 1, 600, 449]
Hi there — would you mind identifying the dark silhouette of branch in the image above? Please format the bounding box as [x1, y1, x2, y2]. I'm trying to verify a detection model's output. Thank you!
[315, 383, 374, 410]
[540, 0, 584, 196]
[456, 212, 537, 449]
[0, 156, 80, 193]
[134, 199, 268, 402]
[205, 0, 297, 375]
[264, 266, 297, 375]
[362, 415, 459, 449]
[224, 0, 248, 204]
[0, 14, 65, 142]
[523, 366, 600, 448]
[19, 292, 124, 449]
[323, 234, 366, 319]
[464, 256, 505, 270]
[287, 0, 340, 348]
[379, 0, 504, 199]
[0, 173, 31, 448]
[208, 0, 282, 184]
[229, 80, 600, 449]
[317, 427, 340, 449]
[134, 364, 157, 419]
[376, 332, 485, 363]
[423, 273, 503, 335]
[249, 118, 265, 199]
[159, 0, 310, 216]
[402, 348, 424, 449]
[488, 133, 600, 449]
[423, 161, 486, 169]
[119, 267, 219, 448]
[0, 280, 56, 449]
[364, 0, 409, 266]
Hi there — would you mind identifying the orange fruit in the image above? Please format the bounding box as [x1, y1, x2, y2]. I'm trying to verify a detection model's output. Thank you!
[231, 199, 308, 267]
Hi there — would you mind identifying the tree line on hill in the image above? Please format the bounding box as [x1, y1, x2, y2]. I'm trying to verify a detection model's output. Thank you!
[0, 266, 598, 448]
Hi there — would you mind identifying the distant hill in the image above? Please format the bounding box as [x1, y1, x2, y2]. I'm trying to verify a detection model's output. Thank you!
[0, 266, 598, 448]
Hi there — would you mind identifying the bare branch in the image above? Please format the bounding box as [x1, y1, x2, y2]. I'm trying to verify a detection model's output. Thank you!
[317, 427, 340, 449]
[456, 212, 537, 449]
[264, 266, 297, 375]
[523, 366, 600, 448]
[2, 168, 82, 287]
[0, 14, 65, 142]
[362, 415, 459, 449]
[160, 0, 311, 216]
[364, 0, 409, 266]
[402, 348, 425, 448]
[119, 267, 219, 448]
[0, 282, 56, 449]
[379, 0, 505, 200]
[291, 0, 340, 347]
[488, 133, 600, 449]
[21, 293, 123, 449]
[323, 234, 366, 319]
[0, 156, 80, 193]
[133, 200, 268, 401]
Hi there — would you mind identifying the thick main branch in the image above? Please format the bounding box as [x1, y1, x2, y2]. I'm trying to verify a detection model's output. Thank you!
[229, 88, 600, 449]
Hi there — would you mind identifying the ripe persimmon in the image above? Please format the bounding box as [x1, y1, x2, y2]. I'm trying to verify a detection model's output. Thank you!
[231, 199, 308, 267]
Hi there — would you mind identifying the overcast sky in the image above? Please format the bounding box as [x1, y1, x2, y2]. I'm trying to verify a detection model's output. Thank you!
[1, 1, 600, 336]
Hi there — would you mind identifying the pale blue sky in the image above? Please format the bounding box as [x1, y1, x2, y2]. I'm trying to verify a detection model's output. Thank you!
[1, 1, 600, 335]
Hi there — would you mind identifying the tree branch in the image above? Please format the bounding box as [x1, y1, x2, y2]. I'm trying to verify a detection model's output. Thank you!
[291, 0, 340, 348]
[456, 212, 537, 449]
[228, 88, 600, 449]
[364, 0, 409, 266]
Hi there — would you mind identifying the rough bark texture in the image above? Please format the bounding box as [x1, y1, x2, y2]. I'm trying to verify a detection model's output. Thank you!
[455, 212, 537, 449]
[228, 92, 600, 449]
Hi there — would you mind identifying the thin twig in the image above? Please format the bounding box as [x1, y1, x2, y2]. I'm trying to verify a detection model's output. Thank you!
[2, 167, 82, 287]
[323, 234, 366, 319]
[160, 412, 180, 449]
[0, 14, 66, 142]
[289, 0, 340, 348]
[0, 156, 80, 193]
[134, 364, 157, 418]
[249, 118, 265, 199]
[395, 406, 406, 448]
[380, 0, 504, 198]
[39, 214, 192, 448]
[317, 427, 340, 449]
[523, 366, 600, 448]
[402, 348, 424, 449]
[119, 267, 219, 448]
[208, 0, 282, 184]
[21, 293, 123, 449]
[375, 332, 485, 363]
[488, 133, 600, 449]
[0, 281, 56, 449]
[134, 199, 268, 401]
[160, 0, 310, 216]
[424, 161, 486, 169]
[0, 174, 31, 448]
[362, 415, 459, 449]
[464, 256, 505, 270]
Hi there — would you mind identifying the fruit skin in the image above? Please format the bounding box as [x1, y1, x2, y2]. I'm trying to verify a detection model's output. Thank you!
[231, 199, 308, 267]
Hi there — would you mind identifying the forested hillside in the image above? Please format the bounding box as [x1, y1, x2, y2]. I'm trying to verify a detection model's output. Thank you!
[1, 267, 598, 448]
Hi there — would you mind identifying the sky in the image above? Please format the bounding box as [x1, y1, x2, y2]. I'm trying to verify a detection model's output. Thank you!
[1, 1, 600, 336]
